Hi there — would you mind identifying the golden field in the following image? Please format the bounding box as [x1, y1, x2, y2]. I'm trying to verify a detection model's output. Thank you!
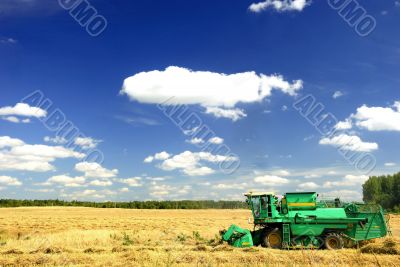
[0, 207, 398, 266]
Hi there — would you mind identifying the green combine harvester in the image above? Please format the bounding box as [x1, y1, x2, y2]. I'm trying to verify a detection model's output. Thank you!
[222, 192, 389, 249]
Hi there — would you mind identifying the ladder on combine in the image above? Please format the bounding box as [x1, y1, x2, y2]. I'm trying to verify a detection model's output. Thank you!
[282, 224, 291, 248]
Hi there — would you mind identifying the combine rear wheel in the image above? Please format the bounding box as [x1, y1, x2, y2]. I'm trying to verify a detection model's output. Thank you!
[324, 233, 344, 250]
[263, 228, 283, 249]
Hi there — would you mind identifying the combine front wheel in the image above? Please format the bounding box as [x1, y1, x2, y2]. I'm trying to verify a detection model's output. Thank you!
[324, 233, 344, 250]
[263, 228, 283, 249]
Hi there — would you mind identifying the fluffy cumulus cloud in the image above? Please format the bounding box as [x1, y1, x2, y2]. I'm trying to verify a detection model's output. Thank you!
[186, 138, 205, 145]
[323, 175, 369, 188]
[205, 107, 247, 121]
[121, 66, 302, 121]
[319, 134, 378, 152]
[0, 176, 22, 186]
[0, 136, 85, 172]
[89, 180, 113, 187]
[249, 0, 312, 13]
[332, 91, 344, 99]
[74, 137, 102, 150]
[143, 151, 171, 163]
[335, 119, 352, 130]
[75, 162, 118, 179]
[351, 103, 400, 132]
[44, 136, 68, 145]
[254, 175, 289, 185]
[60, 189, 117, 200]
[149, 184, 192, 199]
[298, 182, 319, 190]
[212, 183, 248, 190]
[336, 102, 400, 132]
[0, 103, 47, 123]
[119, 177, 143, 187]
[208, 137, 224, 145]
[45, 175, 86, 188]
[146, 150, 238, 176]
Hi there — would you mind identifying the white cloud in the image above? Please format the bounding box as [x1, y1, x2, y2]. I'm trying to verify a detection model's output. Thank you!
[319, 134, 378, 152]
[0, 176, 22, 186]
[151, 151, 238, 176]
[320, 190, 362, 201]
[270, 169, 291, 176]
[254, 175, 289, 185]
[385, 162, 396, 167]
[61, 189, 115, 200]
[44, 136, 68, 145]
[149, 184, 191, 199]
[146, 177, 167, 181]
[0, 136, 24, 148]
[144, 156, 154, 163]
[249, 0, 311, 13]
[75, 162, 118, 179]
[323, 174, 369, 188]
[335, 119, 352, 130]
[351, 103, 400, 131]
[208, 137, 224, 145]
[187, 138, 205, 145]
[205, 107, 247, 121]
[298, 182, 319, 190]
[213, 183, 248, 190]
[46, 175, 86, 188]
[119, 177, 143, 187]
[11, 144, 84, 159]
[120, 187, 129, 192]
[121, 66, 302, 121]
[332, 91, 344, 99]
[154, 151, 171, 160]
[2, 116, 20, 123]
[0, 103, 46, 118]
[0, 37, 17, 44]
[144, 151, 171, 163]
[183, 166, 215, 176]
[0, 136, 85, 172]
[74, 137, 101, 150]
[89, 180, 113, 187]
[304, 174, 320, 179]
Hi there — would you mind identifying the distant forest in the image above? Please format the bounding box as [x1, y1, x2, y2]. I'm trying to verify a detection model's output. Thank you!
[363, 172, 400, 212]
[0, 199, 247, 210]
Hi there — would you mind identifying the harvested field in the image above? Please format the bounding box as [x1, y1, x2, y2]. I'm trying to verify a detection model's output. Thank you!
[0, 207, 398, 266]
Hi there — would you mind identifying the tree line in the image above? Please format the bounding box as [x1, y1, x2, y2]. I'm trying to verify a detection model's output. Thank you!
[363, 172, 400, 212]
[0, 199, 247, 209]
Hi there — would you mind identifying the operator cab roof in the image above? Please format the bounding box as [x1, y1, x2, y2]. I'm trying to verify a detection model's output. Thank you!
[244, 192, 275, 197]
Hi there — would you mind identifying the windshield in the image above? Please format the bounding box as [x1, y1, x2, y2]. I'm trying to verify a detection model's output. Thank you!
[252, 197, 261, 218]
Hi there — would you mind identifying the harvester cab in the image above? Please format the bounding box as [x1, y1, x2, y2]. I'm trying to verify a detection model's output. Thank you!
[222, 191, 389, 250]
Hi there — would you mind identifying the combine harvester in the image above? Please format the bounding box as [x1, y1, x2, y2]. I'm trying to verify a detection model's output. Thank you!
[222, 192, 389, 249]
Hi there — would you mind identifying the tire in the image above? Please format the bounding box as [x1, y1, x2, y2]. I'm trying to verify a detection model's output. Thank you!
[324, 233, 344, 250]
[263, 228, 283, 249]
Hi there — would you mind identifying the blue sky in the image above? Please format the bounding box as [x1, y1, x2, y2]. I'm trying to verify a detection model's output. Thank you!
[1, 0, 399, 201]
